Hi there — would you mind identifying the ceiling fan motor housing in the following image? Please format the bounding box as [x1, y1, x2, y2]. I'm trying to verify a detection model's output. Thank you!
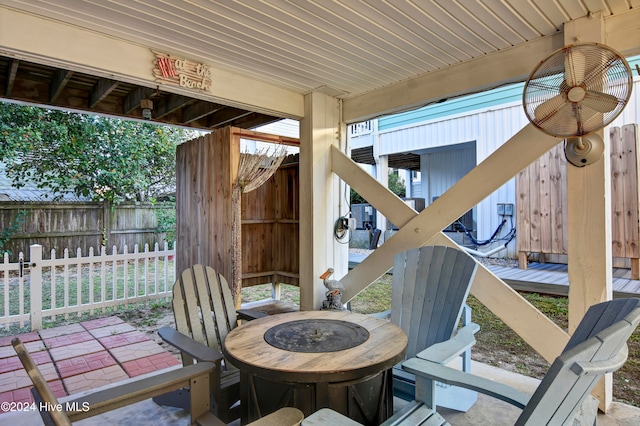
[565, 134, 605, 167]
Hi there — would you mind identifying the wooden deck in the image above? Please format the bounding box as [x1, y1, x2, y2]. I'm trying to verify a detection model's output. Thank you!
[486, 262, 640, 298]
[350, 253, 640, 298]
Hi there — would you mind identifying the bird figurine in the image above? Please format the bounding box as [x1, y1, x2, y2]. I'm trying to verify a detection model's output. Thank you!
[320, 268, 347, 311]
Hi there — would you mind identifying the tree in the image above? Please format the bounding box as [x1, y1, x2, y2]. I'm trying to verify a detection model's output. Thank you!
[388, 171, 406, 198]
[351, 171, 406, 204]
[0, 102, 199, 204]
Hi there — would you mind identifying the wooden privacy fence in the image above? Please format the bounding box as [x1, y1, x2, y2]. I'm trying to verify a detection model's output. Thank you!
[241, 159, 299, 289]
[0, 202, 173, 262]
[0, 242, 175, 331]
[517, 124, 640, 276]
[176, 127, 300, 295]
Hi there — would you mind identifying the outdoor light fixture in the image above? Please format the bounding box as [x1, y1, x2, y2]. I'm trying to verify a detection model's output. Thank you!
[141, 99, 153, 120]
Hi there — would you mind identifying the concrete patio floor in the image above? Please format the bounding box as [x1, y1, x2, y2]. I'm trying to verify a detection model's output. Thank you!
[1, 315, 639, 425]
[436, 362, 640, 425]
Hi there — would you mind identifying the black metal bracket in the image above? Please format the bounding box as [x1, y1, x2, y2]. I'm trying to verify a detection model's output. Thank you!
[19, 259, 35, 278]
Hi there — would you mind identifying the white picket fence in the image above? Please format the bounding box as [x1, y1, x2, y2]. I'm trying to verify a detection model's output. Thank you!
[0, 243, 176, 331]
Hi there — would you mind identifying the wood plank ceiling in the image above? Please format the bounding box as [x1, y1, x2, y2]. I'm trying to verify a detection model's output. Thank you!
[1, 0, 638, 132]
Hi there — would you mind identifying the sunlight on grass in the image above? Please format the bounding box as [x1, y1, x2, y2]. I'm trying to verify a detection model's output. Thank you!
[241, 275, 392, 314]
[349, 274, 392, 314]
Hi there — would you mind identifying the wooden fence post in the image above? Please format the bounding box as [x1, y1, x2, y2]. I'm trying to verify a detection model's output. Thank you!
[103, 201, 111, 247]
[29, 244, 43, 331]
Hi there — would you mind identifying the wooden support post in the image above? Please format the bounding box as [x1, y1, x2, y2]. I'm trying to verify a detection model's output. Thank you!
[518, 252, 528, 270]
[564, 13, 613, 411]
[29, 244, 43, 331]
[299, 92, 346, 310]
[632, 259, 640, 281]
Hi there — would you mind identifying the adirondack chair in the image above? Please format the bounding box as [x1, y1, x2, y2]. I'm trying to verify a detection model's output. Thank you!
[373, 245, 480, 411]
[11, 337, 216, 425]
[154, 264, 268, 423]
[302, 405, 450, 426]
[394, 297, 640, 425]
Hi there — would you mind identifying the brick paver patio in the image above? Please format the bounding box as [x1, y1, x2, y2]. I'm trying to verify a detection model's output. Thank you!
[0, 316, 181, 413]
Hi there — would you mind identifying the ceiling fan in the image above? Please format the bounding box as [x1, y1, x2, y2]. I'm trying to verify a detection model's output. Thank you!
[523, 43, 633, 166]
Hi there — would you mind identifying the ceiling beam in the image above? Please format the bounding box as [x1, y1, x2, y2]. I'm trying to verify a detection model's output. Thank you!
[123, 86, 155, 114]
[604, 8, 640, 58]
[89, 78, 118, 108]
[4, 58, 18, 96]
[207, 107, 252, 128]
[155, 94, 193, 119]
[182, 100, 224, 124]
[49, 69, 73, 103]
[342, 33, 565, 123]
[232, 113, 280, 130]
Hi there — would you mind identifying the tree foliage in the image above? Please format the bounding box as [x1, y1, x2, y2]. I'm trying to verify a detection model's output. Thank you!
[1, 102, 199, 204]
[388, 171, 406, 198]
[351, 171, 406, 204]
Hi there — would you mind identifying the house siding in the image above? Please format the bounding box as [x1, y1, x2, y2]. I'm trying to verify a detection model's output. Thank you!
[376, 102, 527, 258]
[351, 54, 640, 259]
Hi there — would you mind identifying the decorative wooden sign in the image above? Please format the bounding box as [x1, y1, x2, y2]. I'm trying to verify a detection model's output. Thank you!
[152, 50, 212, 91]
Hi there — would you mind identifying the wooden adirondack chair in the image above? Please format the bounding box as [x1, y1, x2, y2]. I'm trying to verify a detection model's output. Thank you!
[373, 245, 480, 411]
[154, 264, 267, 423]
[396, 297, 640, 425]
[12, 337, 217, 426]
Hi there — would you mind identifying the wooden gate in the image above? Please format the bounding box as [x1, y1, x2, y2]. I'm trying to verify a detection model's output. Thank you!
[516, 124, 640, 277]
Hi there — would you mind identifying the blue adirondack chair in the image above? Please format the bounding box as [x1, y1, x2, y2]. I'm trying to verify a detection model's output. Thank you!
[393, 297, 640, 425]
[371, 245, 480, 411]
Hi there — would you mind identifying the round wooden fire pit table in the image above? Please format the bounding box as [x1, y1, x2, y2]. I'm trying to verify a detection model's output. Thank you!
[223, 309, 408, 425]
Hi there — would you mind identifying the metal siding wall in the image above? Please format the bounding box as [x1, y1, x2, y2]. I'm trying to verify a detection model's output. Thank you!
[411, 180, 421, 198]
[254, 118, 300, 138]
[467, 106, 528, 258]
[349, 132, 374, 149]
[381, 102, 528, 258]
[611, 77, 640, 127]
[428, 148, 475, 202]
